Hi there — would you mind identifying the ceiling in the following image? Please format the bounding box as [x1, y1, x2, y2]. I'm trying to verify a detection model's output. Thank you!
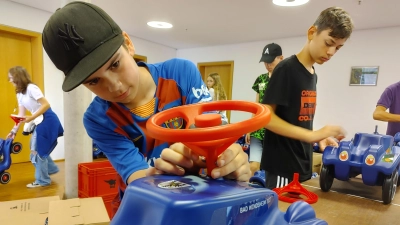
[9, 0, 400, 49]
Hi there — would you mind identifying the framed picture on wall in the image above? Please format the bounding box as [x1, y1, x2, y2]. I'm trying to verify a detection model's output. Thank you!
[349, 66, 379, 86]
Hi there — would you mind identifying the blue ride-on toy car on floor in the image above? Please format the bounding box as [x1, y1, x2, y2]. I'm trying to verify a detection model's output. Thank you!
[319, 128, 400, 204]
[0, 138, 22, 184]
[111, 101, 326, 225]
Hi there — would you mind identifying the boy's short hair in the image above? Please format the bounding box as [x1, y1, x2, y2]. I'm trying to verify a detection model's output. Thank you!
[42, 2, 124, 92]
[313, 7, 354, 39]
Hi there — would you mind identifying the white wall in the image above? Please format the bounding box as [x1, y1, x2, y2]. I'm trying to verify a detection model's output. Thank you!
[0, 0, 177, 159]
[177, 27, 400, 141]
[3, 0, 399, 151]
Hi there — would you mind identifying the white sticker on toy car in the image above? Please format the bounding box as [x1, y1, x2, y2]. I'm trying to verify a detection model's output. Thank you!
[365, 154, 375, 166]
[158, 180, 191, 189]
[339, 151, 349, 161]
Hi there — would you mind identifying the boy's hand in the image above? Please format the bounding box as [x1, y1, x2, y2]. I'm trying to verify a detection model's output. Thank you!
[319, 137, 339, 152]
[216, 143, 251, 181]
[312, 125, 346, 143]
[148, 142, 251, 182]
[148, 143, 203, 177]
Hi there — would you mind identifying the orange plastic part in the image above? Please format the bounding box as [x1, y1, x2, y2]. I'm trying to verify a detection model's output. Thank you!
[194, 114, 222, 128]
[272, 173, 318, 204]
[146, 100, 271, 177]
[10, 115, 24, 125]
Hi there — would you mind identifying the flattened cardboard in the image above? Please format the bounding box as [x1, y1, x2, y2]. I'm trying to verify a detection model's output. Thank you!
[0, 196, 60, 225]
[48, 197, 110, 225]
[312, 152, 322, 174]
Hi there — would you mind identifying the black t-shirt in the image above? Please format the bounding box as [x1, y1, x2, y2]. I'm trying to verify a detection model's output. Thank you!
[261, 55, 317, 181]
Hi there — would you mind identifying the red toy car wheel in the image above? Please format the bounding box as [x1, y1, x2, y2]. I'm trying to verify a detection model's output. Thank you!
[11, 142, 22, 154]
[146, 100, 271, 176]
[0, 172, 11, 184]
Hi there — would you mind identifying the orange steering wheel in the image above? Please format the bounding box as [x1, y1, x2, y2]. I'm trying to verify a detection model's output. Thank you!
[146, 100, 271, 177]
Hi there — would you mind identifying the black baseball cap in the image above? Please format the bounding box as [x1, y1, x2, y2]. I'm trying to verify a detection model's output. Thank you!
[259, 43, 282, 63]
[42, 2, 124, 92]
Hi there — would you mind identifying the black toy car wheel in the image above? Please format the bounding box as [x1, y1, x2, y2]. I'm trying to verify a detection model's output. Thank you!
[11, 142, 22, 154]
[0, 172, 11, 184]
[397, 168, 400, 186]
[319, 164, 334, 192]
[382, 170, 398, 205]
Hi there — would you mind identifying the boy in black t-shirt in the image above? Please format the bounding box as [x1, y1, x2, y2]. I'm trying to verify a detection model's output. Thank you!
[261, 7, 354, 189]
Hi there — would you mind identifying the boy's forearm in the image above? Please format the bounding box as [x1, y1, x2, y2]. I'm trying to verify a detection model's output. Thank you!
[127, 169, 147, 184]
[264, 108, 313, 143]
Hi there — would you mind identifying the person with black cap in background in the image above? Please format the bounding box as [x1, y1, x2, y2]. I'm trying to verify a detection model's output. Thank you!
[245, 43, 284, 176]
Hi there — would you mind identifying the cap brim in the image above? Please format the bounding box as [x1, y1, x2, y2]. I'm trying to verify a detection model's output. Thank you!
[259, 55, 275, 63]
[62, 34, 124, 92]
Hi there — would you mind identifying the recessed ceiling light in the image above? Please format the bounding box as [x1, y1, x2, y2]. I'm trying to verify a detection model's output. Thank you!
[147, 21, 173, 29]
[273, 0, 309, 7]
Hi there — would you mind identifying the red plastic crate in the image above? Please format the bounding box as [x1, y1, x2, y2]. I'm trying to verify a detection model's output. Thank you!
[78, 160, 119, 197]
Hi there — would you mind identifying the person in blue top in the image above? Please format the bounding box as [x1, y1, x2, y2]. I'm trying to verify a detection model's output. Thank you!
[42, 1, 250, 194]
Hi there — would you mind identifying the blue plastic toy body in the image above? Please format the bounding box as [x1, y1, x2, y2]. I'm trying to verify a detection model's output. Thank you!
[92, 142, 107, 159]
[0, 139, 12, 173]
[0, 138, 22, 184]
[320, 132, 400, 204]
[249, 170, 266, 188]
[112, 175, 326, 225]
[0, 139, 13, 184]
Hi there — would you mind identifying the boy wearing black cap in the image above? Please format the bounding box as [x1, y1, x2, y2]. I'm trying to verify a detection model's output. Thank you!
[42, 2, 250, 187]
[246, 43, 283, 176]
[261, 7, 353, 189]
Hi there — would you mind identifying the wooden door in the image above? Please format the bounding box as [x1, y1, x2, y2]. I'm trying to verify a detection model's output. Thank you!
[0, 24, 44, 163]
[198, 61, 234, 122]
[133, 54, 147, 63]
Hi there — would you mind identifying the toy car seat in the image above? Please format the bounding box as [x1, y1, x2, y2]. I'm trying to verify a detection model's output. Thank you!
[351, 133, 383, 162]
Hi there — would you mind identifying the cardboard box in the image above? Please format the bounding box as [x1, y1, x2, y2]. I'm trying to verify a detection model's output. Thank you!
[48, 197, 110, 225]
[0, 196, 60, 225]
[312, 152, 322, 174]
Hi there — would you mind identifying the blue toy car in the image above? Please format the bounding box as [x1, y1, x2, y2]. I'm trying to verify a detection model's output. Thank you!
[319, 130, 400, 204]
[92, 142, 107, 159]
[112, 174, 326, 225]
[0, 138, 22, 184]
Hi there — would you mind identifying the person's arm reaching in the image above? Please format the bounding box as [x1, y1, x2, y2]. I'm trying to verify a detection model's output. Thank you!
[264, 104, 345, 143]
[24, 97, 50, 123]
[373, 105, 400, 122]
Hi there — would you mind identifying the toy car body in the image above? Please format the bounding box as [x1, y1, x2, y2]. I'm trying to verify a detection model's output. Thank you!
[112, 175, 326, 225]
[320, 132, 400, 204]
[0, 138, 23, 184]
